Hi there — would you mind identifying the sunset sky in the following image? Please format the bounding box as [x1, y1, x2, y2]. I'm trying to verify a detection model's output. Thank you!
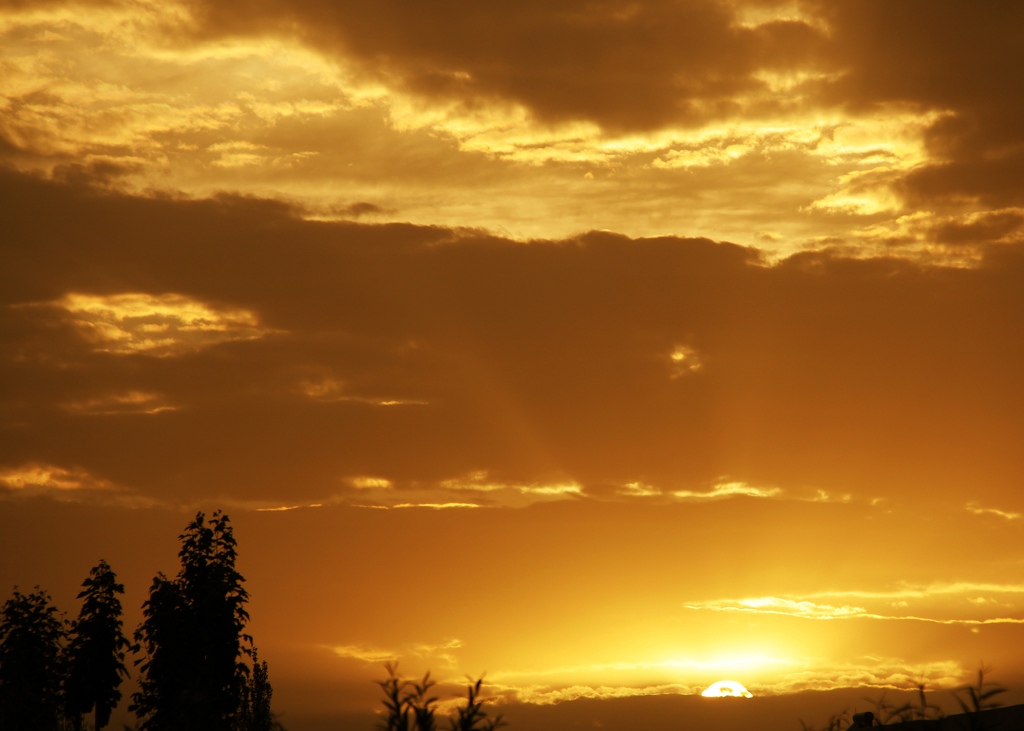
[2, 1, 1024, 729]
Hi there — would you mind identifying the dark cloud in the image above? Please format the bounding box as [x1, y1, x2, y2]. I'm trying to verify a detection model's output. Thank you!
[3, 167, 1024, 508]
[808, 0, 1024, 213]
[165, 0, 1024, 222]
[931, 209, 1024, 246]
[334, 201, 390, 219]
[183, 0, 828, 132]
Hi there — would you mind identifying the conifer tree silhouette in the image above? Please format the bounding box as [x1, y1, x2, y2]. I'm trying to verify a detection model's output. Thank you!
[0, 587, 66, 731]
[132, 511, 252, 731]
[64, 559, 130, 731]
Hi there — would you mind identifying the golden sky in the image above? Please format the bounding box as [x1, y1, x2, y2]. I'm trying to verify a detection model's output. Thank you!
[2, 1, 1024, 729]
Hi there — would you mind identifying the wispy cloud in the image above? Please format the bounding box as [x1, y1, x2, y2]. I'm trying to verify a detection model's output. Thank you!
[349, 477, 393, 490]
[672, 481, 782, 501]
[0, 462, 158, 507]
[0, 463, 112, 493]
[497, 682, 696, 706]
[330, 645, 399, 663]
[757, 658, 966, 695]
[619, 481, 662, 497]
[686, 586, 1024, 626]
[441, 472, 582, 499]
[297, 377, 428, 407]
[392, 502, 481, 510]
[330, 638, 462, 666]
[253, 503, 324, 512]
[965, 502, 1021, 520]
[62, 390, 178, 415]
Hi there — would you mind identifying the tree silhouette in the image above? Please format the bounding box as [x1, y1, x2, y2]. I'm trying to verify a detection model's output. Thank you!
[132, 511, 252, 731]
[0, 587, 66, 731]
[64, 559, 130, 731]
[238, 647, 282, 731]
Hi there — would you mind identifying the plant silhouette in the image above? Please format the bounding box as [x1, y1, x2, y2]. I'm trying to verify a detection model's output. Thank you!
[800, 666, 1009, 730]
[237, 647, 284, 731]
[448, 677, 506, 731]
[377, 664, 506, 731]
[952, 665, 1006, 731]
[131, 511, 254, 731]
[0, 511, 280, 730]
[65, 559, 131, 731]
[0, 586, 66, 731]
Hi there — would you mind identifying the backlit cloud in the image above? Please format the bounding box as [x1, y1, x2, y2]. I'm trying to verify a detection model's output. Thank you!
[965, 502, 1021, 521]
[4, 0, 1023, 252]
[62, 390, 177, 415]
[43, 292, 273, 356]
[687, 588, 1024, 626]
[331, 638, 462, 666]
[3, 3, 1024, 724]
[758, 658, 967, 695]
[0, 462, 157, 506]
[0, 463, 111, 494]
[441, 472, 582, 500]
[672, 482, 782, 501]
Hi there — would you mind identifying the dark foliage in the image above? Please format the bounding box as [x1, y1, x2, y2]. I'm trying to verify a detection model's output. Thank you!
[0, 587, 66, 731]
[377, 662, 412, 731]
[377, 665, 504, 731]
[132, 511, 252, 731]
[64, 559, 130, 731]
[953, 666, 1006, 731]
[448, 677, 505, 731]
[237, 647, 283, 731]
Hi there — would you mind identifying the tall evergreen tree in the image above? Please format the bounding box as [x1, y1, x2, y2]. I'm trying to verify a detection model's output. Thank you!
[132, 511, 252, 731]
[64, 559, 130, 731]
[0, 587, 66, 731]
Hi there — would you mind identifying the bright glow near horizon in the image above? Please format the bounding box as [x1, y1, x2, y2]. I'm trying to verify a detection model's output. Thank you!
[702, 681, 754, 699]
[3, 1, 1024, 730]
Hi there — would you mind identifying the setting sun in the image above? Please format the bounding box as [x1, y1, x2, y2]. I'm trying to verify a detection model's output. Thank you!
[702, 681, 754, 699]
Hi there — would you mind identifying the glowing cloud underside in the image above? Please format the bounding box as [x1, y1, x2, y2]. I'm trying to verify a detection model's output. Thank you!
[701, 680, 753, 698]
[0, 464, 106, 492]
[672, 481, 781, 500]
[53, 292, 273, 356]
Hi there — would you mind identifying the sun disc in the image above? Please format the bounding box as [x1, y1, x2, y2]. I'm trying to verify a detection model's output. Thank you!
[701, 680, 753, 698]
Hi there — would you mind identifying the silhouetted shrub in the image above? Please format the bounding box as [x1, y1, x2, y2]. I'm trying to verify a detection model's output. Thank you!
[377, 664, 506, 731]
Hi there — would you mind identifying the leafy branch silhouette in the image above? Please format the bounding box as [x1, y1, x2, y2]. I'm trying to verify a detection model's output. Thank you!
[377, 663, 506, 731]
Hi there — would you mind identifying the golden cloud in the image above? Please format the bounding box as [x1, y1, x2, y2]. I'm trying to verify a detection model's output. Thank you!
[49, 292, 273, 355]
[441, 472, 582, 498]
[298, 377, 428, 407]
[0, 463, 110, 493]
[760, 658, 967, 695]
[62, 390, 177, 415]
[330, 638, 462, 665]
[687, 587, 1024, 626]
[330, 645, 398, 664]
[0, 462, 157, 507]
[392, 502, 480, 510]
[672, 481, 782, 501]
[965, 502, 1021, 520]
